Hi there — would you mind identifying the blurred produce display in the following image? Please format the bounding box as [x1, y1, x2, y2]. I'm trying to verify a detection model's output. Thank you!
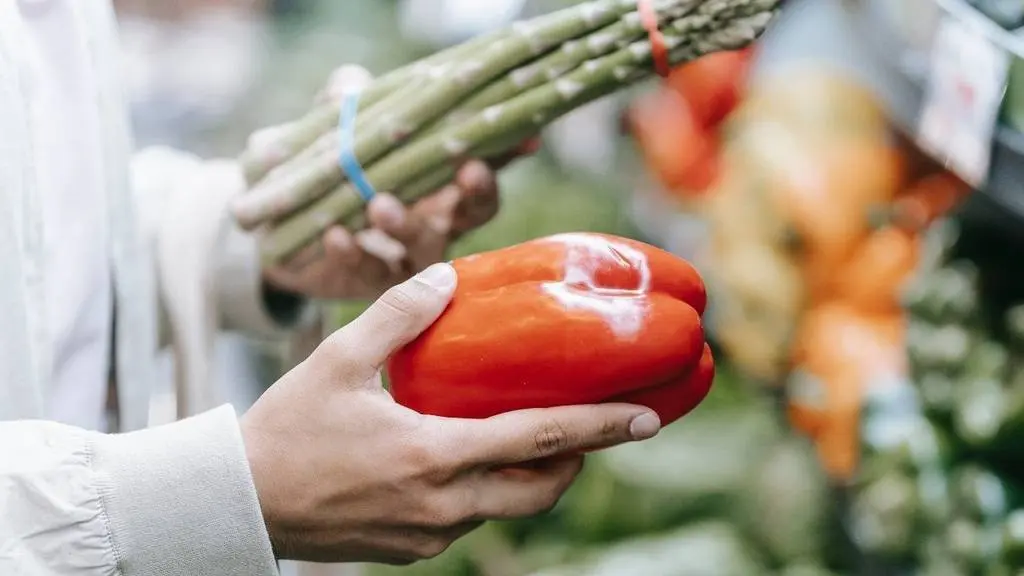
[624, 10, 1024, 571]
[704, 69, 912, 387]
[840, 216, 1024, 574]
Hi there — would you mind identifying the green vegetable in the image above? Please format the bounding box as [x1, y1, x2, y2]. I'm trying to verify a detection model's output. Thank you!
[530, 522, 766, 576]
[945, 517, 994, 571]
[557, 404, 782, 542]
[966, 341, 1012, 382]
[949, 466, 1021, 523]
[738, 437, 832, 565]
[775, 564, 839, 576]
[906, 321, 974, 375]
[918, 372, 958, 422]
[998, 510, 1024, 567]
[1006, 305, 1024, 354]
[902, 264, 980, 325]
[230, 0, 780, 265]
[868, 219, 1024, 573]
[954, 379, 1024, 458]
[848, 471, 920, 563]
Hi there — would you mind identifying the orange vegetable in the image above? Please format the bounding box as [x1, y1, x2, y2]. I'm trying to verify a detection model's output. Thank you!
[666, 47, 754, 128]
[884, 172, 973, 232]
[627, 48, 753, 200]
[628, 88, 721, 193]
[787, 303, 907, 480]
[707, 240, 804, 383]
[388, 233, 712, 425]
[833, 226, 921, 315]
[715, 72, 907, 301]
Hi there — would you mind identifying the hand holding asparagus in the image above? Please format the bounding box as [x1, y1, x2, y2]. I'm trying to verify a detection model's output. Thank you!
[232, 0, 780, 267]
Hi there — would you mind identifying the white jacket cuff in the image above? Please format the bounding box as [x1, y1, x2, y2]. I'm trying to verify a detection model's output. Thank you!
[89, 405, 278, 576]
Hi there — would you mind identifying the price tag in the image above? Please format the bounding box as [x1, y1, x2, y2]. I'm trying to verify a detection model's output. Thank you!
[917, 14, 1010, 188]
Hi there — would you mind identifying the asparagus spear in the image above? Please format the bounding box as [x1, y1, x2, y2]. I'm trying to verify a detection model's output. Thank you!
[257, 7, 777, 265]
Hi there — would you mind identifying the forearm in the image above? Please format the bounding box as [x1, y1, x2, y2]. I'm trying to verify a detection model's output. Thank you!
[0, 406, 278, 576]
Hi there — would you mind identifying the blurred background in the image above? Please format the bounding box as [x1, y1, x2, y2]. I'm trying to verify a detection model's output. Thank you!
[112, 0, 1024, 574]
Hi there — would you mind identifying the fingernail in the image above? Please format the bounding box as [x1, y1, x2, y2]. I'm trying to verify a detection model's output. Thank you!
[325, 227, 352, 251]
[376, 195, 406, 228]
[417, 263, 457, 290]
[629, 412, 661, 441]
[460, 160, 491, 189]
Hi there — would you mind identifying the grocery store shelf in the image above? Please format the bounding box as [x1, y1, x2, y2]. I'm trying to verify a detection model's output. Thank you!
[753, 0, 1024, 231]
[852, 0, 1024, 228]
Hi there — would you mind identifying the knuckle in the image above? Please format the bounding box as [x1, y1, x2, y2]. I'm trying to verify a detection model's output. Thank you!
[599, 417, 624, 440]
[537, 492, 562, 515]
[319, 326, 366, 366]
[418, 487, 473, 528]
[380, 284, 422, 318]
[413, 537, 453, 560]
[402, 435, 448, 477]
[424, 501, 466, 529]
[513, 488, 562, 518]
[533, 420, 573, 456]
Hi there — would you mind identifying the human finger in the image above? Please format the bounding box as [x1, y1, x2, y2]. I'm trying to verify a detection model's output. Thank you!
[325, 262, 458, 378]
[450, 160, 500, 235]
[355, 228, 410, 275]
[471, 455, 584, 519]
[322, 226, 362, 266]
[456, 404, 661, 466]
[367, 193, 428, 246]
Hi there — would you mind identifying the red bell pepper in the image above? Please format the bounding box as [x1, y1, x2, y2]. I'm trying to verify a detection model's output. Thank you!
[388, 233, 712, 425]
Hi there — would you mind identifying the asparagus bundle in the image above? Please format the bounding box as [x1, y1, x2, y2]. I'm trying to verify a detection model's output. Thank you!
[230, 0, 780, 266]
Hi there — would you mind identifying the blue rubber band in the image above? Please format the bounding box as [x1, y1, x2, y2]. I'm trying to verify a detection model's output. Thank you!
[338, 89, 377, 202]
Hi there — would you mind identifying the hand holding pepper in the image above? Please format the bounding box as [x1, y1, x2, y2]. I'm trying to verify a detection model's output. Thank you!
[241, 263, 661, 564]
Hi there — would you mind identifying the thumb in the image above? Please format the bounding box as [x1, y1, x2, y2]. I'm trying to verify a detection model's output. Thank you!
[328, 263, 457, 377]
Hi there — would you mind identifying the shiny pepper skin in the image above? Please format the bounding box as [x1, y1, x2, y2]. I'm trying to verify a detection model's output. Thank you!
[387, 233, 714, 427]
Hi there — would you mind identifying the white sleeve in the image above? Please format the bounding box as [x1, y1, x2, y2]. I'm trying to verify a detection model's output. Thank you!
[0, 405, 279, 576]
[130, 146, 317, 345]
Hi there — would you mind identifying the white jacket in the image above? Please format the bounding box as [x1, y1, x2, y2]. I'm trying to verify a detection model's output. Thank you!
[0, 2, 313, 574]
